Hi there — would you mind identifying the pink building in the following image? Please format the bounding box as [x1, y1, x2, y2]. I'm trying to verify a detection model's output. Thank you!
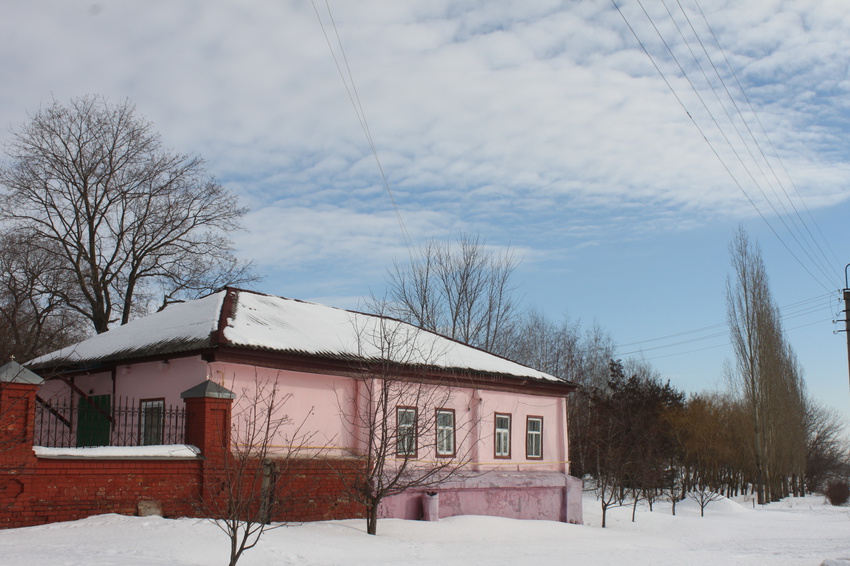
[30, 288, 582, 524]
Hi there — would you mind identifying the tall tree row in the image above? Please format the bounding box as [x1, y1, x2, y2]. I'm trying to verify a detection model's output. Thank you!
[725, 228, 808, 503]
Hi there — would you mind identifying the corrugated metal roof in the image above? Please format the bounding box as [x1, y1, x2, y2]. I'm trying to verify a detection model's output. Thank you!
[29, 291, 226, 369]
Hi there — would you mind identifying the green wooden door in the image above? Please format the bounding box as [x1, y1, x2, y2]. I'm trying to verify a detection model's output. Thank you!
[76, 394, 111, 447]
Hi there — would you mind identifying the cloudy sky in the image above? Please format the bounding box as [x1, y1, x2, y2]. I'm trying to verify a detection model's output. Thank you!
[3, 0, 850, 418]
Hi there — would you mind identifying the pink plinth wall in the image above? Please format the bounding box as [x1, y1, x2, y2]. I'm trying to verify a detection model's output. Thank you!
[380, 471, 583, 524]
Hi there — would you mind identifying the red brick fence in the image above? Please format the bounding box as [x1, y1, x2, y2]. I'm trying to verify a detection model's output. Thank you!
[0, 362, 361, 528]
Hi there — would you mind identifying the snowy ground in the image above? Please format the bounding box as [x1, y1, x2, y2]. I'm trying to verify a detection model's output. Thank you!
[0, 494, 848, 566]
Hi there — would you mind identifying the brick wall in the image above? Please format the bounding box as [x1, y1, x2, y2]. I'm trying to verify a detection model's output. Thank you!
[0, 457, 202, 528]
[275, 459, 364, 522]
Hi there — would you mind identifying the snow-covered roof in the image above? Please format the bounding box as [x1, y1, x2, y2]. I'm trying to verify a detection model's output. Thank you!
[30, 288, 565, 384]
[30, 291, 227, 369]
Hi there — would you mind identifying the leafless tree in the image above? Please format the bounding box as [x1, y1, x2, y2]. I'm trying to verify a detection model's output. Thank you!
[803, 400, 849, 493]
[726, 227, 807, 503]
[0, 232, 86, 361]
[500, 311, 615, 480]
[337, 304, 478, 535]
[688, 487, 723, 517]
[384, 234, 520, 354]
[198, 376, 316, 566]
[0, 95, 256, 334]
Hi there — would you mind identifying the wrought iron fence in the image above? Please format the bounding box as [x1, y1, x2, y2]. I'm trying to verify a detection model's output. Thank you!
[33, 396, 186, 448]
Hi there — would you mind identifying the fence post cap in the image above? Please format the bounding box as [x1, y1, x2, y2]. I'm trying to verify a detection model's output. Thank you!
[0, 361, 43, 385]
[180, 380, 236, 400]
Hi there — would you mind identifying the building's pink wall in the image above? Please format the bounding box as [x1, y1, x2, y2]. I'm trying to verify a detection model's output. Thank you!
[37, 358, 570, 476]
[337, 381, 568, 473]
[116, 358, 208, 406]
[36, 357, 208, 409]
[208, 362, 359, 458]
[31, 356, 580, 523]
[473, 389, 567, 473]
[380, 470, 584, 524]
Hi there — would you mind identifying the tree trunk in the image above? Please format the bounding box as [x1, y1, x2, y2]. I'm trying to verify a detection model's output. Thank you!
[366, 503, 379, 535]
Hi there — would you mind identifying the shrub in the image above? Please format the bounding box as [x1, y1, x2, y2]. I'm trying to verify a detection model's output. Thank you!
[824, 481, 849, 506]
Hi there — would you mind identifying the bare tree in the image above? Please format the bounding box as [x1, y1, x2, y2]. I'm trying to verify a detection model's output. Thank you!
[803, 400, 849, 493]
[0, 232, 86, 361]
[384, 234, 520, 354]
[0, 95, 256, 333]
[198, 376, 316, 566]
[337, 305, 478, 535]
[688, 487, 723, 517]
[501, 310, 582, 381]
[726, 227, 807, 503]
[495, 310, 615, 480]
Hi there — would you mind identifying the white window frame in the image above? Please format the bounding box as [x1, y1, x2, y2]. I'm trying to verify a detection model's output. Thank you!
[397, 407, 417, 456]
[526, 416, 543, 459]
[436, 409, 455, 457]
[494, 413, 511, 458]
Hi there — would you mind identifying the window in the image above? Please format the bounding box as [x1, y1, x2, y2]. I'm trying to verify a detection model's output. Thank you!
[436, 409, 455, 457]
[140, 399, 165, 446]
[397, 407, 417, 456]
[526, 416, 543, 459]
[494, 413, 511, 458]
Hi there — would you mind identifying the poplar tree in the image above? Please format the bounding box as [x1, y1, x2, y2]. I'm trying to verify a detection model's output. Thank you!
[726, 227, 807, 503]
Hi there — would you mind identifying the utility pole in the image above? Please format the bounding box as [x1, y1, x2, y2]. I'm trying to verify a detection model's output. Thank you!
[841, 265, 850, 396]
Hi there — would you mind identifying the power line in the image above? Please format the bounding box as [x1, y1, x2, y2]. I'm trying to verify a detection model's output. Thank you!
[612, 0, 840, 295]
[312, 0, 414, 253]
[638, 0, 836, 291]
[691, 0, 843, 278]
[617, 295, 826, 350]
[678, 0, 841, 285]
[614, 292, 835, 358]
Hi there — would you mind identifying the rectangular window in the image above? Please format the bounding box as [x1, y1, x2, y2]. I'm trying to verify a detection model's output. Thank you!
[494, 413, 511, 458]
[526, 416, 543, 459]
[436, 409, 455, 457]
[140, 399, 165, 446]
[397, 407, 417, 456]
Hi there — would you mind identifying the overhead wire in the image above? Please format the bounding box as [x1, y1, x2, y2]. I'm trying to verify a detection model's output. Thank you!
[312, 0, 414, 254]
[674, 0, 841, 285]
[691, 0, 843, 275]
[614, 292, 836, 359]
[633, 0, 836, 293]
[611, 0, 840, 295]
[311, 2, 843, 363]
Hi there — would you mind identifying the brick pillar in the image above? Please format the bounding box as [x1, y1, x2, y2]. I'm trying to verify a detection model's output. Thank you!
[181, 380, 235, 508]
[181, 380, 236, 461]
[0, 362, 43, 460]
[0, 362, 42, 523]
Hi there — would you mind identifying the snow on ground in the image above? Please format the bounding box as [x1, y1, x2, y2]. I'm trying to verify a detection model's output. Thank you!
[0, 494, 848, 566]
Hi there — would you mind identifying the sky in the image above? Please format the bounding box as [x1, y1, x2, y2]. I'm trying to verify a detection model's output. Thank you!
[0, 494, 847, 565]
[2, 1, 850, 421]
